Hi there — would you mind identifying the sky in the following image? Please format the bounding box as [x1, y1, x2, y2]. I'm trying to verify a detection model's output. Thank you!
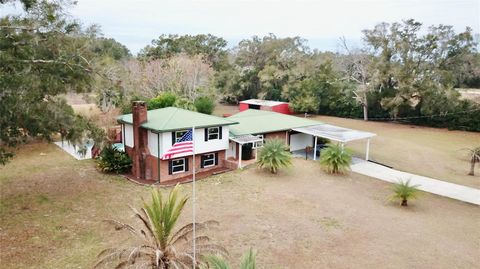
[2, 0, 479, 54]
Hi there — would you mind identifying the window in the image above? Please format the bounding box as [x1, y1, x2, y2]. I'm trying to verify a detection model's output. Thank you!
[207, 127, 219, 140]
[175, 130, 188, 143]
[253, 135, 264, 149]
[202, 153, 216, 168]
[171, 158, 186, 174]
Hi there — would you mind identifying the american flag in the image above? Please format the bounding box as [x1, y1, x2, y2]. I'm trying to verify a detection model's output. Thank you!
[162, 129, 194, 160]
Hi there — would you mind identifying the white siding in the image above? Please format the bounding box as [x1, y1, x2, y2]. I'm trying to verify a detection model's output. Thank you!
[290, 133, 312, 151]
[148, 131, 160, 157]
[124, 124, 134, 147]
[227, 141, 236, 159]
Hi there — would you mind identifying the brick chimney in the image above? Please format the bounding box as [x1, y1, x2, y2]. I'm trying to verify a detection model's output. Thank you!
[131, 101, 149, 180]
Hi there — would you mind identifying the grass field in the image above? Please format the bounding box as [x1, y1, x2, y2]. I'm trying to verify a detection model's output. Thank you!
[0, 142, 479, 268]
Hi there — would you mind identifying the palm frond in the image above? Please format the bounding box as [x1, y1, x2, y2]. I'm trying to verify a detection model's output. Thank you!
[389, 179, 421, 206]
[201, 255, 230, 269]
[170, 220, 220, 245]
[257, 138, 292, 174]
[319, 144, 352, 174]
[96, 185, 226, 269]
[239, 249, 256, 269]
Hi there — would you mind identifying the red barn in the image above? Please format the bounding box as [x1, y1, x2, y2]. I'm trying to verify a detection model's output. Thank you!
[239, 99, 293, 115]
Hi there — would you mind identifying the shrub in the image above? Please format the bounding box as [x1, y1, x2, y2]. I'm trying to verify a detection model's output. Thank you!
[195, 96, 215, 114]
[390, 179, 420, 206]
[174, 97, 196, 111]
[319, 144, 352, 174]
[257, 139, 292, 174]
[147, 91, 177, 110]
[97, 145, 132, 173]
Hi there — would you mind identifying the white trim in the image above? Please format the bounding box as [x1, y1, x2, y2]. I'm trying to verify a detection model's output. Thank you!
[175, 130, 188, 143]
[207, 127, 220, 140]
[171, 158, 186, 174]
[202, 153, 216, 168]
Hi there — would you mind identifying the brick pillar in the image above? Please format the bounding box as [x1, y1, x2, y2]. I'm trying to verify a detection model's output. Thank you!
[132, 101, 149, 179]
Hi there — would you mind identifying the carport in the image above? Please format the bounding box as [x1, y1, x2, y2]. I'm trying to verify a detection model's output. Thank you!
[292, 124, 376, 161]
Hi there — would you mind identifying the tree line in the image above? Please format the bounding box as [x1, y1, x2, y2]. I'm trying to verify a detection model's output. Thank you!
[1, 0, 479, 164]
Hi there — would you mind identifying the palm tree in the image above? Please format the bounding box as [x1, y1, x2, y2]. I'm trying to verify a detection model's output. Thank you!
[465, 146, 480, 176]
[390, 179, 420, 207]
[202, 249, 257, 269]
[257, 139, 292, 174]
[95, 185, 226, 269]
[319, 144, 352, 174]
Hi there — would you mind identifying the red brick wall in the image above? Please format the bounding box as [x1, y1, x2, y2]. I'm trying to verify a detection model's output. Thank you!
[264, 131, 288, 144]
[144, 150, 226, 182]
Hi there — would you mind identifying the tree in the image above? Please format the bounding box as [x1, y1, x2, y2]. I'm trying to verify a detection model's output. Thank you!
[362, 19, 478, 119]
[464, 146, 480, 176]
[319, 144, 352, 174]
[139, 34, 228, 70]
[95, 185, 226, 269]
[339, 37, 373, 120]
[390, 179, 420, 206]
[202, 249, 257, 269]
[257, 139, 292, 174]
[217, 34, 309, 103]
[0, 0, 100, 164]
[194, 96, 215, 115]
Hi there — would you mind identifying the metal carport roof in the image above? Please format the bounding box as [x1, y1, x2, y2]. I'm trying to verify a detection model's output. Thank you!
[292, 124, 376, 143]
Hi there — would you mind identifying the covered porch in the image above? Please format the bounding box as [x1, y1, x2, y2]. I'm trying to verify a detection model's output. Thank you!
[227, 134, 264, 169]
[291, 124, 376, 161]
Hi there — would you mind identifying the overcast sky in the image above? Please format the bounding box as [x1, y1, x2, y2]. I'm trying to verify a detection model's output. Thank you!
[3, 0, 480, 54]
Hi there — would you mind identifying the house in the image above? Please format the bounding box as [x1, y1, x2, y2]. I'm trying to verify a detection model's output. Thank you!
[239, 99, 293, 115]
[226, 109, 376, 168]
[118, 102, 376, 184]
[117, 102, 237, 184]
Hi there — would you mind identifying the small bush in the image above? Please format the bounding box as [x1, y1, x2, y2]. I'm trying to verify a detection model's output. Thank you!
[147, 92, 177, 110]
[257, 139, 292, 174]
[390, 179, 420, 206]
[194, 96, 215, 114]
[97, 146, 132, 174]
[319, 144, 352, 174]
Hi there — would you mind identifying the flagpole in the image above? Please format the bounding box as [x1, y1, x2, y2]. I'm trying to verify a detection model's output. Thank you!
[192, 126, 196, 267]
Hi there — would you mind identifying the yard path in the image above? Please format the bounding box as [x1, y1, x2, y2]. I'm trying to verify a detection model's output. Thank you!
[351, 158, 480, 205]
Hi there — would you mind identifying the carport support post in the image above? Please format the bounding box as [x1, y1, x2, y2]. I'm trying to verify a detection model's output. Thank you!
[313, 136, 318, 161]
[365, 138, 370, 161]
[238, 143, 243, 169]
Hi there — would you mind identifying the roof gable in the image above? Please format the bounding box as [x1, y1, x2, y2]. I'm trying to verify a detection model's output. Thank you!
[118, 107, 237, 132]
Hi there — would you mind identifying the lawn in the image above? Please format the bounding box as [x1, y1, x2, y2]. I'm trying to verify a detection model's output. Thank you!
[1, 142, 479, 268]
[311, 115, 480, 188]
[216, 104, 480, 188]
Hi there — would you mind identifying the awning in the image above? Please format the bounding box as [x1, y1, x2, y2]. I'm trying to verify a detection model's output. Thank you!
[292, 124, 376, 143]
[229, 134, 263, 145]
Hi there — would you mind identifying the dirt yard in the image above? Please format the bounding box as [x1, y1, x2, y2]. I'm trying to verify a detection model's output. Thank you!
[1, 142, 478, 268]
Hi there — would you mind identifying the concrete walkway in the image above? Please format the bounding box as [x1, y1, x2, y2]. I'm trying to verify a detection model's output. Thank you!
[350, 158, 480, 206]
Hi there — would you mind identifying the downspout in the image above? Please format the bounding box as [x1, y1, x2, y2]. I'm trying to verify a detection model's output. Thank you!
[122, 123, 125, 146]
[157, 132, 160, 184]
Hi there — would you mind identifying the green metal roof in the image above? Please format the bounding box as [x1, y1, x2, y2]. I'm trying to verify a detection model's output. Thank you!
[228, 109, 321, 136]
[117, 107, 238, 132]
